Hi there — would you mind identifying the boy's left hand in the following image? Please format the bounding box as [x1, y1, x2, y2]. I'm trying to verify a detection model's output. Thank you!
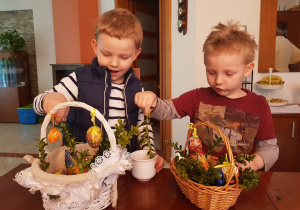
[235, 154, 264, 171]
[155, 155, 165, 173]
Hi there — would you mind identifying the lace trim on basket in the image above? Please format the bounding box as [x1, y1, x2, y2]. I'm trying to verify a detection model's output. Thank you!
[14, 145, 133, 209]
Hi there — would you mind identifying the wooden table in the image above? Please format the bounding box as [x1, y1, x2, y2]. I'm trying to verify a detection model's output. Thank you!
[1, 164, 299, 210]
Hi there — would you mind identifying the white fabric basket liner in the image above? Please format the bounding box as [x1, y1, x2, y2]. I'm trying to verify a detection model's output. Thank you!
[14, 101, 133, 210]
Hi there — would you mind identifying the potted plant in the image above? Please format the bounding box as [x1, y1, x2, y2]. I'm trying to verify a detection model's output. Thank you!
[0, 29, 27, 61]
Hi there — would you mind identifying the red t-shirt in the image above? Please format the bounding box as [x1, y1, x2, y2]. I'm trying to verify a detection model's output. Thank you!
[172, 87, 275, 156]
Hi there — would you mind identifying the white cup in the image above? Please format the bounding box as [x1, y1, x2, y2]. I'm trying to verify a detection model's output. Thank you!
[20, 81, 26, 86]
[130, 150, 157, 181]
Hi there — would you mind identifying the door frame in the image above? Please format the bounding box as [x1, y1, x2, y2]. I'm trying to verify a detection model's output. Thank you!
[115, 0, 172, 162]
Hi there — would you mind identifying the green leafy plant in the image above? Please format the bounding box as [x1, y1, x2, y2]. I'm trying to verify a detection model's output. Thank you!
[139, 114, 157, 159]
[166, 140, 187, 159]
[167, 140, 260, 190]
[238, 167, 260, 189]
[235, 154, 256, 166]
[38, 115, 157, 173]
[114, 118, 140, 149]
[36, 138, 50, 171]
[59, 121, 77, 156]
[175, 156, 221, 186]
[0, 29, 27, 61]
[207, 134, 223, 156]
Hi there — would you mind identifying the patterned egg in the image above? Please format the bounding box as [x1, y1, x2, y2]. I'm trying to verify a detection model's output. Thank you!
[215, 169, 226, 186]
[86, 125, 103, 148]
[48, 128, 62, 144]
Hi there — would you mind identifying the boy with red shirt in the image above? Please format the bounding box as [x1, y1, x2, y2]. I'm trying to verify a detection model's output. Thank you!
[135, 21, 279, 171]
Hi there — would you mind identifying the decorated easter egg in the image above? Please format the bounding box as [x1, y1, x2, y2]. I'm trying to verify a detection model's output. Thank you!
[48, 128, 62, 143]
[215, 169, 226, 186]
[86, 125, 103, 148]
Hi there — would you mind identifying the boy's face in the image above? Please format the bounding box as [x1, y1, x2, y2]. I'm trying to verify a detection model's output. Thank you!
[205, 51, 254, 99]
[91, 34, 141, 84]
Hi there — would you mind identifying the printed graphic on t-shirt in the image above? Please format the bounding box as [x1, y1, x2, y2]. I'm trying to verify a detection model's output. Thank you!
[195, 102, 260, 155]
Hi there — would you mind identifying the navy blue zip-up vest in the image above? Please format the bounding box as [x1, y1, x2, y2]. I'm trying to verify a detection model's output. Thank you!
[66, 57, 143, 152]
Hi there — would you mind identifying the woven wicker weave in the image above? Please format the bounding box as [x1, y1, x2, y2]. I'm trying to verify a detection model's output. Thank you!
[15, 101, 133, 210]
[170, 122, 242, 210]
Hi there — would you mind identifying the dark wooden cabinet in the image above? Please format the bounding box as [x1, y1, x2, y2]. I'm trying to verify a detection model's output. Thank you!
[270, 113, 300, 172]
[0, 51, 32, 122]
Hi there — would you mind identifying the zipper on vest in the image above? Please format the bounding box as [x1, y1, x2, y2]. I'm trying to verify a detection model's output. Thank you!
[103, 70, 108, 130]
[123, 73, 132, 151]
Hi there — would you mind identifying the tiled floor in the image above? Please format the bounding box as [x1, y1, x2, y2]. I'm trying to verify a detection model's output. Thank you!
[0, 122, 167, 176]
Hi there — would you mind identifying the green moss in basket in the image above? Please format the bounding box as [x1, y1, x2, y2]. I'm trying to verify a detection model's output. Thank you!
[234, 154, 260, 189]
[66, 149, 93, 174]
[238, 167, 260, 189]
[139, 114, 157, 159]
[167, 141, 261, 189]
[176, 157, 221, 186]
[166, 140, 220, 185]
[36, 138, 50, 171]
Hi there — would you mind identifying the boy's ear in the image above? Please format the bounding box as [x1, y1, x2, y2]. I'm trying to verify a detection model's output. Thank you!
[133, 48, 142, 60]
[91, 39, 98, 55]
[244, 62, 254, 77]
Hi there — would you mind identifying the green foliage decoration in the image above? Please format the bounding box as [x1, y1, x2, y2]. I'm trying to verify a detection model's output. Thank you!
[167, 140, 261, 190]
[139, 114, 157, 159]
[38, 114, 157, 173]
[36, 138, 50, 171]
[0, 29, 27, 61]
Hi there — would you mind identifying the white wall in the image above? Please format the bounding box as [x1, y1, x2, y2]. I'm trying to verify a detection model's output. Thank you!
[99, 0, 115, 15]
[0, 0, 56, 93]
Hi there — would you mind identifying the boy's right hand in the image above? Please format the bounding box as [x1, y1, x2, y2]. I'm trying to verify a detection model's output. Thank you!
[135, 91, 157, 116]
[43, 92, 69, 123]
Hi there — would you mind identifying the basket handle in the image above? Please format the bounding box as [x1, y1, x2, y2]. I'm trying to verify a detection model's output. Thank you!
[40, 101, 117, 151]
[184, 122, 237, 188]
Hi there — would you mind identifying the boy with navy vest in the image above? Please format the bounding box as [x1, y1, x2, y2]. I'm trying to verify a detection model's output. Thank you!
[33, 8, 165, 173]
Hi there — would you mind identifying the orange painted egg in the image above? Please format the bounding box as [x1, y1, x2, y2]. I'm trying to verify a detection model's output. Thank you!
[48, 128, 62, 144]
[86, 125, 103, 148]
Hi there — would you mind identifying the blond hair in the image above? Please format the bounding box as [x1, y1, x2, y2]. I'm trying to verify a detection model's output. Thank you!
[94, 8, 143, 49]
[203, 20, 257, 64]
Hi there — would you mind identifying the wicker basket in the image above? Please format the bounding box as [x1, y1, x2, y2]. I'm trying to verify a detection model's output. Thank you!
[170, 122, 242, 210]
[14, 101, 133, 210]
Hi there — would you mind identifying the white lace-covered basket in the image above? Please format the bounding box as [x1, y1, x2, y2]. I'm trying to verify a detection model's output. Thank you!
[14, 101, 133, 210]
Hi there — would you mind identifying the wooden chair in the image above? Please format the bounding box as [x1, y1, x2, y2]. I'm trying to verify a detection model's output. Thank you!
[133, 68, 140, 79]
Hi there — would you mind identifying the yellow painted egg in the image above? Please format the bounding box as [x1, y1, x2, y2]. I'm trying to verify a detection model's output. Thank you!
[48, 128, 62, 144]
[86, 125, 103, 148]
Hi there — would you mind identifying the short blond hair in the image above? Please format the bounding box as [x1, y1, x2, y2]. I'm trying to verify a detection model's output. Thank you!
[95, 8, 143, 49]
[203, 20, 257, 64]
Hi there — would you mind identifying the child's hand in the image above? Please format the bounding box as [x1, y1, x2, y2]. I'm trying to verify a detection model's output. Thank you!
[235, 154, 264, 171]
[43, 92, 69, 123]
[155, 155, 165, 173]
[135, 91, 157, 116]
[235, 160, 251, 171]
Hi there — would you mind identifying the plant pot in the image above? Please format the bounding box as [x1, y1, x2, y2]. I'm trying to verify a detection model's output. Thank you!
[130, 150, 157, 181]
